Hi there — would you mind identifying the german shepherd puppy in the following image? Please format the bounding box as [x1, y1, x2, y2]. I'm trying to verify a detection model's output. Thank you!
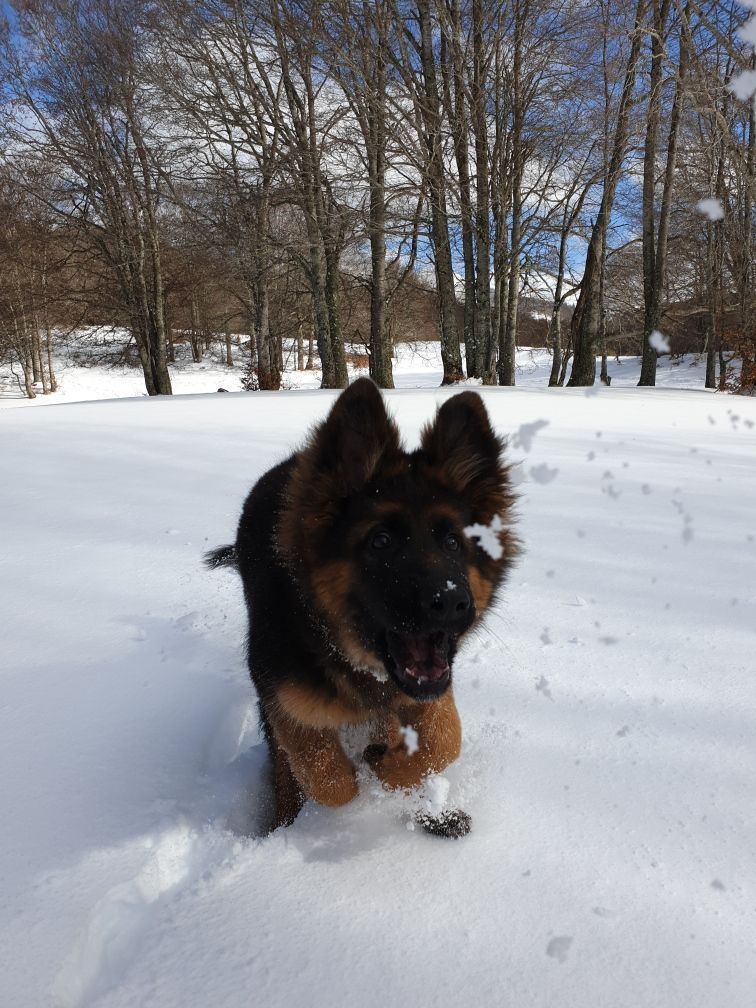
[207, 378, 517, 834]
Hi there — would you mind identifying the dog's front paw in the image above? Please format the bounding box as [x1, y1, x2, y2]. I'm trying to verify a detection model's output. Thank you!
[371, 746, 428, 790]
[416, 808, 472, 839]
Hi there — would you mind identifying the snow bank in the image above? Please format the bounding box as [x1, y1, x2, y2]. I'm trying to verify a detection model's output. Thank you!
[1, 343, 723, 409]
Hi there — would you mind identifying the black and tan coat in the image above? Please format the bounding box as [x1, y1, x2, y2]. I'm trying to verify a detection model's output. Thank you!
[208, 378, 517, 831]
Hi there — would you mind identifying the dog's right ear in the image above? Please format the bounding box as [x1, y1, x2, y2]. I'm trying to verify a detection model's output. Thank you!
[308, 378, 402, 495]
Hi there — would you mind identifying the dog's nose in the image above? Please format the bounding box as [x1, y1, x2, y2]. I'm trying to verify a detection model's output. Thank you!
[424, 583, 472, 622]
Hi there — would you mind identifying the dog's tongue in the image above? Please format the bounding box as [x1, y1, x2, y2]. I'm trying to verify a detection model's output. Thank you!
[396, 632, 449, 682]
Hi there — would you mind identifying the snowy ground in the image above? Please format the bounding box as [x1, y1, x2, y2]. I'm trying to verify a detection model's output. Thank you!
[0, 334, 723, 407]
[2, 371, 755, 1006]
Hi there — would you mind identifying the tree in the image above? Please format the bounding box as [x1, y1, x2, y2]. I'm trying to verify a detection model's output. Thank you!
[390, 0, 464, 384]
[2, 0, 175, 395]
[638, 0, 690, 386]
[568, 0, 647, 386]
[322, 0, 395, 387]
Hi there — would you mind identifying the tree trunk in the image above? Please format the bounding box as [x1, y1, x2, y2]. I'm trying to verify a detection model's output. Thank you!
[190, 292, 202, 363]
[547, 203, 574, 387]
[568, 0, 646, 386]
[471, 0, 493, 382]
[297, 323, 305, 371]
[639, 0, 687, 387]
[558, 337, 573, 386]
[736, 55, 755, 392]
[499, 160, 523, 387]
[368, 197, 393, 387]
[498, 5, 524, 387]
[31, 329, 42, 385]
[45, 324, 57, 393]
[366, 56, 393, 388]
[22, 359, 36, 399]
[417, 0, 464, 384]
[705, 350, 716, 389]
[166, 302, 175, 363]
[441, 1, 476, 375]
[256, 276, 280, 391]
[548, 309, 562, 387]
[32, 328, 46, 391]
[324, 235, 348, 388]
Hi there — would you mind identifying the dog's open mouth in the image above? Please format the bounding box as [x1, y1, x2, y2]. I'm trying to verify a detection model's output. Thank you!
[385, 630, 452, 699]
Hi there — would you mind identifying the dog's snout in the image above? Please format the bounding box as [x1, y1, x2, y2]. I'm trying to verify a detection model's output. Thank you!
[424, 584, 472, 623]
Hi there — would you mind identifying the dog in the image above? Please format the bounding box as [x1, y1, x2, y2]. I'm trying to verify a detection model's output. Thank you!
[206, 378, 517, 835]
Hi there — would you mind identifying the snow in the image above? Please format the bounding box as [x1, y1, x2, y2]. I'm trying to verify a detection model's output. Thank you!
[2, 365, 756, 1007]
[730, 5, 756, 101]
[729, 68, 756, 100]
[464, 514, 506, 560]
[649, 330, 671, 354]
[399, 725, 420, 757]
[512, 418, 551, 452]
[546, 935, 574, 964]
[422, 774, 451, 815]
[696, 198, 725, 221]
[739, 2, 756, 46]
[529, 462, 560, 484]
[0, 339, 733, 411]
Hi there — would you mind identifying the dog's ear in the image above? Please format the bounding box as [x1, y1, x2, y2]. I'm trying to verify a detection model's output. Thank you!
[309, 377, 401, 495]
[421, 392, 509, 520]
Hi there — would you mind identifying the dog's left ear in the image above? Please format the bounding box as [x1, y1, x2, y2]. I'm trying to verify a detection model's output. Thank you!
[421, 392, 509, 520]
[310, 377, 402, 495]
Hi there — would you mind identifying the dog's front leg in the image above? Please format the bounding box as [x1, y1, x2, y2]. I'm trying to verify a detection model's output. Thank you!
[269, 709, 359, 809]
[367, 690, 462, 791]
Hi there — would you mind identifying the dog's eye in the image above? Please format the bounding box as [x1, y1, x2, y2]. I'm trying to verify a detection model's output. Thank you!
[444, 533, 461, 552]
[371, 531, 392, 550]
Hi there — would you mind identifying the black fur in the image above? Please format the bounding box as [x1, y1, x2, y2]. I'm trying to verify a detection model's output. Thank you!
[203, 544, 237, 569]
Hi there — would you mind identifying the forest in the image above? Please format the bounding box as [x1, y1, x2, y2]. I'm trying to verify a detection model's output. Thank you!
[0, 0, 754, 396]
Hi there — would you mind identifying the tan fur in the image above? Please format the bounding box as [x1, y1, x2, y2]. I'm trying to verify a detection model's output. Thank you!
[268, 709, 358, 809]
[309, 560, 390, 676]
[367, 690, 462, 791]
[310, 559, 353, 617]
[277, 681, 367, 729]
[337, 629, 388, 679]
[468, 565, 494, 613]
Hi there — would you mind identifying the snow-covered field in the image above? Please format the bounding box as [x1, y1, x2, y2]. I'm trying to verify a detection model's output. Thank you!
[2, 359, 755, 1006]
[0, 335, 724, 407]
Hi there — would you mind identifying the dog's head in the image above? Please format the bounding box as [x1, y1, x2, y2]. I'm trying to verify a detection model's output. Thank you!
[278, 378, 518, 701]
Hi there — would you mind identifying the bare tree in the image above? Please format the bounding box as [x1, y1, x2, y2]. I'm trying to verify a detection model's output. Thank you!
[638, 0, 690, 385]
[568, 0, 647, 386]
[2, 0, 177, 395]
[389, 0, 464, 384]
[322, 0, 396, 387]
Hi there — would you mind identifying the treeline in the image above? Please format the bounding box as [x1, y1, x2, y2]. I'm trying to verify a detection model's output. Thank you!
[0, 0, 753, 397]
